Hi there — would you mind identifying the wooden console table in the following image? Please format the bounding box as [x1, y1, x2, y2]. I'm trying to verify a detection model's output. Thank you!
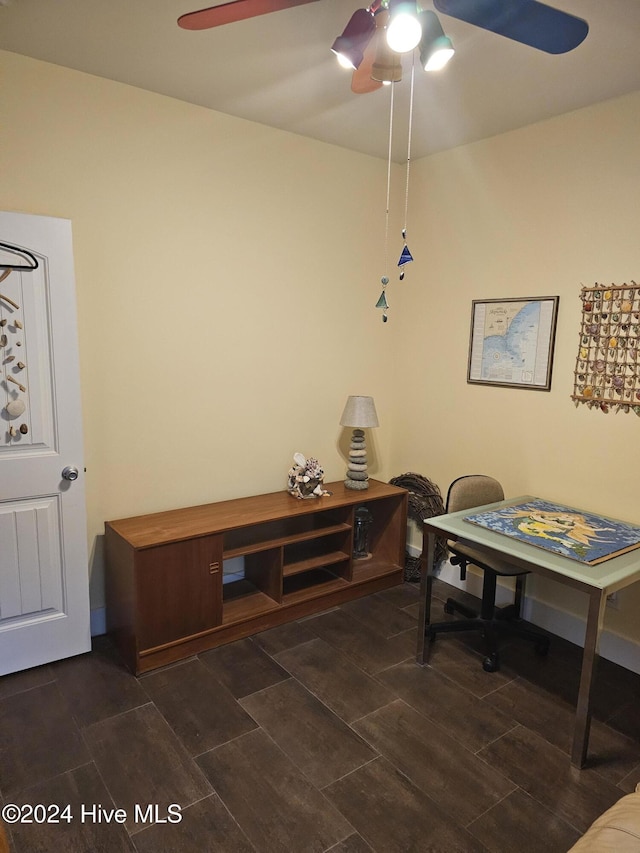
[105, 479, 407, 674]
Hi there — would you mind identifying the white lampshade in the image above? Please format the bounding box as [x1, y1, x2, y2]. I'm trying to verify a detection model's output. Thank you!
[340, 396, 379, 428]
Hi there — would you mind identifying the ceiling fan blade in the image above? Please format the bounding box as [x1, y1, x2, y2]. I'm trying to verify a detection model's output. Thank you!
[352, 63, 383, 94]
[433, 0, 588, 54]
[178, 0, 321, 30]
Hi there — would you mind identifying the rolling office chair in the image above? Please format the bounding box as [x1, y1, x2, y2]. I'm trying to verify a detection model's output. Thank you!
[427, 475, 550, 672]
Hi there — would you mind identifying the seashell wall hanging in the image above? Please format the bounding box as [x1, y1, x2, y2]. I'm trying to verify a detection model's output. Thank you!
[6, 398, 26, 418]
[1, 275, 30, 443]
[571, 281, 640, 416]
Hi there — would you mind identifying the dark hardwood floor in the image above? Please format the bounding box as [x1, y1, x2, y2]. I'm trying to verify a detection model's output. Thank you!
[1, 579, 639, 852]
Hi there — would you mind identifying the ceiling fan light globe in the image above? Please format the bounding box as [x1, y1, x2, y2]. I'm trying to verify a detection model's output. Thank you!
[386, 13, 422, 53]
[423, 39, 454, 71]
[337, 54, 355, 70]
[331, 8, 375, 70]
[331, 46, 364, 71]
[418, 11, 454, 70]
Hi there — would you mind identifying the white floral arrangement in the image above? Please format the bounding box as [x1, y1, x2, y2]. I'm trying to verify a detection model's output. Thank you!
[287, 452, 331, 499]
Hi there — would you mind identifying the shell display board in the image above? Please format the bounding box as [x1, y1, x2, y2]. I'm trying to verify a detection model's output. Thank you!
[0, 265, 53, 449]
[1, 270, 29, 443]
[571, 282, 640, 416]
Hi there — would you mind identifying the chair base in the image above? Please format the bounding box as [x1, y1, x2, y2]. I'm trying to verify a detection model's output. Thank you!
[427, 574, 550, 672]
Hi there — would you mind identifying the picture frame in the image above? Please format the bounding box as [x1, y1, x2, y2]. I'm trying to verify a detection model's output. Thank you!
[467, 296, 559, 390]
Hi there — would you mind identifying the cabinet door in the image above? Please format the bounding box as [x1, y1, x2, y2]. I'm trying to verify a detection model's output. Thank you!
[135, 535, 222, 651]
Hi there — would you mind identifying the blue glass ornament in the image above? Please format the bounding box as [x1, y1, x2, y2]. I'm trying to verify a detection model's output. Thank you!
[397, 244, 413, 267]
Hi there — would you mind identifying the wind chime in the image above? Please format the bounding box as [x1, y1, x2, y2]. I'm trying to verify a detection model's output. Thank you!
[376, 58, 415, 323]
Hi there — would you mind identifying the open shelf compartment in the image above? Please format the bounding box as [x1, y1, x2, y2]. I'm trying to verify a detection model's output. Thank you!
[282, 568, 349, 605]
[222, 578, 280, 625]
[223, 508, 351, 558]
[283, 529, 352, 579]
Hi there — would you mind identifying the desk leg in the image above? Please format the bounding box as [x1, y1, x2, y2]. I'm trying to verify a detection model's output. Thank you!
[416, 529, 436, 665]
[571, 589, 607, 768]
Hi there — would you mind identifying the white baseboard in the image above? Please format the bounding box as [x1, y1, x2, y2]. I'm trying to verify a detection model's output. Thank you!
[435, 559, 640, 676]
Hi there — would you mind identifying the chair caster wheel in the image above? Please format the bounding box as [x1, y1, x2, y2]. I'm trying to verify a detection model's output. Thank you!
[482, 653, 500, 673]
[444, 601, 455, 615]
[535, 639, 550, 657]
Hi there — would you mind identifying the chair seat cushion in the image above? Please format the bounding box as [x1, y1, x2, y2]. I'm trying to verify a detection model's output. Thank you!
[449, 540, 528, 577]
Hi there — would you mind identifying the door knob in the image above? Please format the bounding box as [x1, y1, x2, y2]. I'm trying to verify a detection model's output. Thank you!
[61, 465, 79, 481]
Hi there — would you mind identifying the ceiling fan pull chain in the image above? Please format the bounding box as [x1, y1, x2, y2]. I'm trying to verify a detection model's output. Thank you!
[398, 55, 415, 281]
[377, 80, 395, 324]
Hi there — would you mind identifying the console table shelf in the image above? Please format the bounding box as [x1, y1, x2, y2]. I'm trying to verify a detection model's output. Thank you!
[105, 479, 407, 674]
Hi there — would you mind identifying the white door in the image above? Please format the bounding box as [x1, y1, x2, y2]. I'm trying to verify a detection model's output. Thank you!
[0, 211, 90, 675]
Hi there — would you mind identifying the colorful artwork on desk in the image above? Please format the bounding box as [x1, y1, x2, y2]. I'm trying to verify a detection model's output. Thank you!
[464, 499, 640, 565]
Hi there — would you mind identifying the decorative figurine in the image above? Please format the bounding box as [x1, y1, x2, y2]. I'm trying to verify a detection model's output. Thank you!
[287, 452, 331, 499]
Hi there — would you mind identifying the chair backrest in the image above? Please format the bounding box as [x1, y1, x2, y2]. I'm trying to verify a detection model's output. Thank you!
[446, 475, 504, 514]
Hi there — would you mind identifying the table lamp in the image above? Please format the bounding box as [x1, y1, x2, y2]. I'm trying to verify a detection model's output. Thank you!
[339, 395, 379, 490]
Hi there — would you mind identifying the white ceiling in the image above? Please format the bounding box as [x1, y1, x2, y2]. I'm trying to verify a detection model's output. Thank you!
[1, 0, 640, 162]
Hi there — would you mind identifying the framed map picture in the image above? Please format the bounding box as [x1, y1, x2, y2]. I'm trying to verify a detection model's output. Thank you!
[467, 296, 559, 390]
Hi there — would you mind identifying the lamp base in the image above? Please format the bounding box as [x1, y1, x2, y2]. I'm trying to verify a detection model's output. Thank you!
[344, 428, 370, 490]
[345, 478, 369, 490]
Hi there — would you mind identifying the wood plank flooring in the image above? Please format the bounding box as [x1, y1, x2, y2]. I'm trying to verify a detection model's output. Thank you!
[1, 579, 639, 852]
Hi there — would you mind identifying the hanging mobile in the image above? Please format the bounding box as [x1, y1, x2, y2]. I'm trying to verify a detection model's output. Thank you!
[376, 278, 390, 323]
[398, 237, 413, 280]
[376, 81, 395, 324]
[397, 59, 416, 281]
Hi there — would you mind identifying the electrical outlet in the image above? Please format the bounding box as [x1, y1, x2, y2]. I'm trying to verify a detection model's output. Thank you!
[606, 591, 620, 609]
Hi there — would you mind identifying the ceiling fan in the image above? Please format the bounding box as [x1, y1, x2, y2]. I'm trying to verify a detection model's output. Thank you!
[178, 0, 589, 91]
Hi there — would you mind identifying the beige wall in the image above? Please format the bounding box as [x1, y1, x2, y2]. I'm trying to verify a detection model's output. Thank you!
[2, 49, 639, 651]
[0, 50, 403, 608]
[390, 90, 640, 642]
